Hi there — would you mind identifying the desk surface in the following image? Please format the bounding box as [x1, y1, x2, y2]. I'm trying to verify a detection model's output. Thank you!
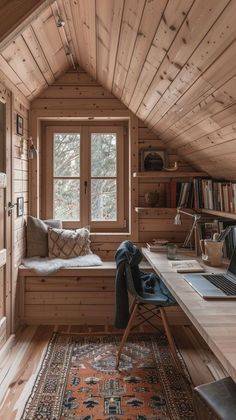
[142, 248, 236, 382]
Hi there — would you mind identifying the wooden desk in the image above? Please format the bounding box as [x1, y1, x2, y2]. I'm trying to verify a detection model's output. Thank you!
[142, 248, 236, 382]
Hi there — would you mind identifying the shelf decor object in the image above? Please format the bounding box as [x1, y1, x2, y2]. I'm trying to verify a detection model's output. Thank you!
[174, 207, 201, 248]
[144, 191, 159, 207]
[140, 148, 166, 171]
[163, 161, 178, 172]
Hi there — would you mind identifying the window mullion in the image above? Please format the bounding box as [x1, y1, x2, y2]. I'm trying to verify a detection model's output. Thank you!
[80, 126, 90, 227]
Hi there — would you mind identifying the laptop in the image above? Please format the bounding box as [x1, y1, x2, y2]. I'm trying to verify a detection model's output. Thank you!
[183, 248, 236, 299]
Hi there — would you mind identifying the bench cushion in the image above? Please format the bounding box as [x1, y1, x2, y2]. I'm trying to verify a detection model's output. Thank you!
[27, 216, 62, 257]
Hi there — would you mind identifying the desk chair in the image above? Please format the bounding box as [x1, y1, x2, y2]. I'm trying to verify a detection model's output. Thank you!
[116, 263, 182, 371]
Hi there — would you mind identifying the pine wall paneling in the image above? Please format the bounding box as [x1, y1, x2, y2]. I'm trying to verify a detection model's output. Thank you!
[0, 73, 30, 334]
[31, 68, 196, 260]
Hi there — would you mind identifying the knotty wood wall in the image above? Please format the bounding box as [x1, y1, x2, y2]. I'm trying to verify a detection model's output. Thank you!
[31, 68, 194, 258]
[0, 69, 30, 332]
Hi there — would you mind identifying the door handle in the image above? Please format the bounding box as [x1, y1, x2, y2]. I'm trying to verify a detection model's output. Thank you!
[5, 202, 15, 216]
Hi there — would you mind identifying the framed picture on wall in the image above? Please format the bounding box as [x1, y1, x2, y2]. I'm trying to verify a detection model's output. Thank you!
[16, 114, 23, 136]
[140, 149, 166, 171]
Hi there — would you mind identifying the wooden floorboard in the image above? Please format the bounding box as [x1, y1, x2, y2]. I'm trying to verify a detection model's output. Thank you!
[0, 324, 227, 419]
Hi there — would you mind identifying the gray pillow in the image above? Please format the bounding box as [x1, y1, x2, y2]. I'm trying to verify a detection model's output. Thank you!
[27, 216, 62, 257]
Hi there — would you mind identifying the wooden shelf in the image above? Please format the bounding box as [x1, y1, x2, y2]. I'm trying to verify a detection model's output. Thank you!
[135, 207, 177, 213]
[200, 209, 236, 220]
[133, 171, 207, 178]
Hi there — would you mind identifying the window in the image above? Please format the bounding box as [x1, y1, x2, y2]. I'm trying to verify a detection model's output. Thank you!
[43, 125, 127, 231]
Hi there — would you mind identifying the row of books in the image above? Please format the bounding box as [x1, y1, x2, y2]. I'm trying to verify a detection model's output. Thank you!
[169, 181, 194, 208]
[193, 178, 236, 214]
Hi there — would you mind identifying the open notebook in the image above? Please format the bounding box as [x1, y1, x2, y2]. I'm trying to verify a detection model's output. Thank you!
[183, 248, 236, 299]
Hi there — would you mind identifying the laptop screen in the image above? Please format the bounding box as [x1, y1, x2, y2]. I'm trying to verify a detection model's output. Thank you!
[228, 248, 236, 276]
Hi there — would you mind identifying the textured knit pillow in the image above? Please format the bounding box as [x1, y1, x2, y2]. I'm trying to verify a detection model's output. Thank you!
[48, 227, 92, 258]
[27, 216, 62, 257]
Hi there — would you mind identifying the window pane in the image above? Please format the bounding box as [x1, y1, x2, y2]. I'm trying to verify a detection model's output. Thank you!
[91, 179, 117, 221]
[54, 179, 80, 220]
[91, 133, 117, 177]
[54, 133, 80, 177]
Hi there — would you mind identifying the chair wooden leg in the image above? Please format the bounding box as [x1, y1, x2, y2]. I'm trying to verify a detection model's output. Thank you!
[159, 307, 182, 371]
[116, 299, 138, 369]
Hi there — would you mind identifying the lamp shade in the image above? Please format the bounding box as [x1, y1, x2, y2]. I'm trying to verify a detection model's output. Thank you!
[28, 143, 37, 159]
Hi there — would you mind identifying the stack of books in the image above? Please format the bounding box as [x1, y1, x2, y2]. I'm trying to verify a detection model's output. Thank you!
[146, 239, 168, 252]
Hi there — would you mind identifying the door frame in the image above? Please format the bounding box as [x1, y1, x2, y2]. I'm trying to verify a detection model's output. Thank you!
[0, 85, 12, 339]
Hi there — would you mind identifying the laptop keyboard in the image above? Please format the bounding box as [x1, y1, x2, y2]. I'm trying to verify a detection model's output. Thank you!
[203, 274, 236, 296]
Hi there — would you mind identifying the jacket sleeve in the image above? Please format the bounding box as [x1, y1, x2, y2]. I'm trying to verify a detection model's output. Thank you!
[114, 261, 130, 329]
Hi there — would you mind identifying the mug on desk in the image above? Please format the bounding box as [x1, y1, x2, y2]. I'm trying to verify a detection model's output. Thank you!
[200, 239, 223, 267]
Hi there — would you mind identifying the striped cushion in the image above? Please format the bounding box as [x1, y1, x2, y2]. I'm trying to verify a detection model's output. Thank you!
[48, 227, 91, 258]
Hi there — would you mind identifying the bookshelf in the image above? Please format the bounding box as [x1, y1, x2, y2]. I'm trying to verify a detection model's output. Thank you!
[200, 209, 236, 220]
[135, 171, 206, 211]
[194, 178, 236, 219]
[133, 171, 206, 178]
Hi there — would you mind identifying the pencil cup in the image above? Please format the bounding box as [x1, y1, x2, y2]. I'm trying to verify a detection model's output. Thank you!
[201, 240, 223, 267]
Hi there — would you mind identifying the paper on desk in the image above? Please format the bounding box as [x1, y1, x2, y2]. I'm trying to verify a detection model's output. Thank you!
[170, 259, 205, 273]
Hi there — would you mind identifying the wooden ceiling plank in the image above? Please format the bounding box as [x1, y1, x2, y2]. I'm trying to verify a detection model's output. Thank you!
[153, 76, 215, 136]
[22, 26, 55, 85]
[58, 0, 83, 66]
[178, 124, 236, 157]
[31, 98, 126, 110]
[31, 7, 69, 79]
[161, 75, 236, 140]
[165, 103, 236, 148]
[1, 36, 47, 96]
[154, 38, 236, 136]
[0, 0, 56, 51]
[39, 85, 114, 99]
[69, 0, 96, 79]
[0, 67, 30, 107]
[121, 0, 168, 106]
[184, 140, 236, 166]
[128, 0, 194, 114]
[147, 0, 236, 131]
[112, 0, 146, 98]
[50, 2, 77, 69]
[53, 71, 98, 86]
[96, 0, 124, 91]
[136, 0, 229, 122]
[0, 55, 31, 98]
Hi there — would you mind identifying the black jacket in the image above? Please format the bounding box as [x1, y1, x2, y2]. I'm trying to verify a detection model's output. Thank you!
[114, 240, 176, 329]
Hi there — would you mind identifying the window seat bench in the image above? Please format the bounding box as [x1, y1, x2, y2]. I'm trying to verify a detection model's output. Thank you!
[18, 261, 188, 327]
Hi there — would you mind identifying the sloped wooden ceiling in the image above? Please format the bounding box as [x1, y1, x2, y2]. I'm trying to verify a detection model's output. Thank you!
[1, 0, 236, 178]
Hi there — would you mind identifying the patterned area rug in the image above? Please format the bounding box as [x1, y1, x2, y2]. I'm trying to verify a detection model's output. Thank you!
[21, 333, 194, 419]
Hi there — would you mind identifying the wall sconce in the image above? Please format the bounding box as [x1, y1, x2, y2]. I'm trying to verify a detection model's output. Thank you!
[28, 138, 38, 160]
[174, 207, 201, 248]
[20, 137, 37, 160]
